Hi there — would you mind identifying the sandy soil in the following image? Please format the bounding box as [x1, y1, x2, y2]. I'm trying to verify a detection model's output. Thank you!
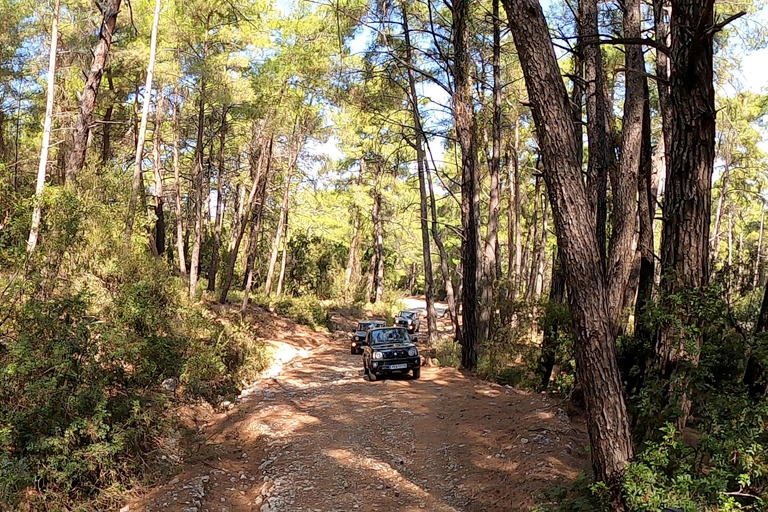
[126, 305, 588, 512]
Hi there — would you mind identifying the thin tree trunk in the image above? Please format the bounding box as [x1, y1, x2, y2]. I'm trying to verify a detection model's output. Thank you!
[539, 249, 565, 389]
[501, 0, 634, 502]
[755, 208, 764, 288]
[172, 83, 186, 275]
[373, 168, 385, 303]
[711, 160, 731, 259]
[427, 160, 460, 339]
[525, 177, 542, 302]
[188, 42, 208, 299]
[153, 88, 166, 255]
[220, 135, 271, 304]
[653, 0, 673, 169]
[101, 67, 114, 166]
[265, 157, 296, 295]
[344, 162, 364, 296]
[65, 0, 122, 185]
[241, 158, 271, 311]
[508, 118, 522, 300]
[27, 0, 60, 254]
[276, 221, 289, 298]
[453, 0, 481, 369]
[578, 0, 612, 269]
[207, 107, 228, 292]
[479, 0, 502, 344]
[126, 0, 161, 243]
[402, 1, 437, 345]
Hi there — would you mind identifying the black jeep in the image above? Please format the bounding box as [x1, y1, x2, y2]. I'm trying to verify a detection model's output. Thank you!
[363, 327, 421, 381]
[350, 320, 386, 354]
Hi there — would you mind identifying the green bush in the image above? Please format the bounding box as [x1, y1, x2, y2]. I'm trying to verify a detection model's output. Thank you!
[273, 295, 334, 331]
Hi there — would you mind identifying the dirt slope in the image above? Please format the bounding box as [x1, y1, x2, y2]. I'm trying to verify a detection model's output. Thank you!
[127, 308, 588, 512]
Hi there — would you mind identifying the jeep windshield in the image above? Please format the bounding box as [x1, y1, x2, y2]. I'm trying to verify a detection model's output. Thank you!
[357, 322, 383, 331]
[369, 328, 410, 345]
[397, 311, 416, 319]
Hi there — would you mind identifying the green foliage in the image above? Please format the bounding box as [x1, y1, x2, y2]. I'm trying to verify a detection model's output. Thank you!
[286, 233, 347, 299]
[432, 338, 461, 368]
[0, 248, 269, 507]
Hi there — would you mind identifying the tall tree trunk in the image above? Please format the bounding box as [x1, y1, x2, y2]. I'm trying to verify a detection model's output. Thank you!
[65, 0, 122, 185]
[101, 67, 114, 166]
[27, 0, 60, 254]
[207, 107, 228, 292]
[606, 0, 644, 328]
[372, 167, 385, 303]
[188, 48, 208, 299]
[172, 84, 186, 275]
[578, 0, 612, 269]
[539, 249, 565, 389]
[344, 163, 364, 297]
[508, 118, 523, 300]
[220, 135, 271, 304]
[479, 0, 502, 344]
[755, 208, 764, 288]
[710, 160, 731, 260]
[525, 177, 542, 302]
[501, 0, 634, 503]
[453, 0, 481, 369]
[265, 156, 297, 295]
[427, 160, 460, 339]
[656, 0, 717, 430]
[153, 89, 166, 255]
[631, 74, 658, 366]
[241, 157, 271, 311]
[402, 1, 437, 345]
[276, 220, 289, 298]
[126, 0, 161, 244]
[653, 0, 673, 168]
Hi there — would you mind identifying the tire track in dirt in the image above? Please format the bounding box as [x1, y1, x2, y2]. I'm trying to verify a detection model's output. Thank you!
[128, 308, 588, 512]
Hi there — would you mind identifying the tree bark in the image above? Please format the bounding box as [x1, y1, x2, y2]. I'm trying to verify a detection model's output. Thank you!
[188, 45, 208, 299]
[101, 67, 114, 166]
[755, 208, 764, 289]
[508, 118, 523, 300]
[578, 0, 612, 269]
[207, 107, 228, 292]
[401, 2, 437, 345]
[220, 134, 271, 304]
[655, 0, 717, 430]
[539, 249, 565, 389]
[126, 0, 161, 243]
[501, 0, 634, 501]
[172, 84, 187, 275]
[344, 163, 364, 297]
[65, 0, 122, 185]
[427, 158, 460, 339]
[478, 0, 502, 345]
[241, 143, 272, 310]
[372, 165, 385, 303]
[606, 0, 643, 328]
[710, 159, 731, 260]
[276, 219, 289, 298]
[265, 153, 297, 295]
[452, 0, 481, 369]
[153, 88, 166, 255]
[27, 0, 60, 254]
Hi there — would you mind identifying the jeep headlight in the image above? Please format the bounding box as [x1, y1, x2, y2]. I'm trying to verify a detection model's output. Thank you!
[373, 351, 383, 360]
[408, 347, 417, 357]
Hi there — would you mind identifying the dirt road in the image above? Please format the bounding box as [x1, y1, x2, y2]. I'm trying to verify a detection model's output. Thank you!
[130, 310, 587, 512]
